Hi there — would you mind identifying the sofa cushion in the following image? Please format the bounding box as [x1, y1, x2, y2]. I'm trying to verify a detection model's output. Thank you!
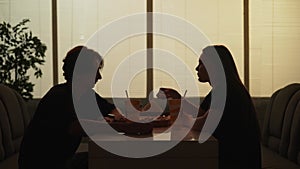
[0, 84, 30, 158]
[262, 146, 300, 169]
[287, 90, 300, 163]
[0, 124, 4, 161]
[280, 87, 300, 157]
[267, 136, 280, 153]
[0, 153, 19, 169]
[262, 89, 280, 148]
[252, 97, 270, 130]
[262, 83, 300, 154]
[298, 152, 300, 165]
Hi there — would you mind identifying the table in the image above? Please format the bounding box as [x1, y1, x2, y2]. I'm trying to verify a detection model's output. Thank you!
[88, 127, 218, 169]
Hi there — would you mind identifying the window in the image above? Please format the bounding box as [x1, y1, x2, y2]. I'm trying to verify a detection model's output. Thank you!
[154, 0, 244, 97]
[0, 0, 53, 98]
[3, 0, 299, 98]
[57, 0, 146, 97]
[250, 0, 300, 96]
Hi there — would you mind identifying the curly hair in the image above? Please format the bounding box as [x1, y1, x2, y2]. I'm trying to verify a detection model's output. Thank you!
[62, 46, 103, 82]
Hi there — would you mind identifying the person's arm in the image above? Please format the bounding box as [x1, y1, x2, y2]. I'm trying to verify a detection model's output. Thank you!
[181, 98, 206, 117]
[109, 108, 125, 121]
[157, 88, 182, 99]
[180, 100, 208, 131]
[95, 93, 126, 121]
[68, 117, 113, 136]
[191, 111, 208, 131]
[69, 120, 85, 136]
[197, 107, 206, 117]
[190, 92, 211, 131]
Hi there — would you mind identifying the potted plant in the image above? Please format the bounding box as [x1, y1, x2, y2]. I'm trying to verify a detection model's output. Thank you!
[0, 19, 47, 100]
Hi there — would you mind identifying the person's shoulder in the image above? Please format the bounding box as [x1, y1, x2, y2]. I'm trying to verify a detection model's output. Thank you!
[45, 83, 70, 98]
[94, 91, 106, 101]
[36, 83, 70, 108]
[49, 83, 68, 91]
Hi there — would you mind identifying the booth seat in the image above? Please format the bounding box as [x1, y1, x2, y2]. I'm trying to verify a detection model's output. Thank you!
[0, 84, 88, 169]
[0, 84, 32, 169]
[1, 83, 300, 169]
[261, 83, 300, 169]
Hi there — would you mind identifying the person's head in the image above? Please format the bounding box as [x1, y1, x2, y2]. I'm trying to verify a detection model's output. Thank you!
[195, 45, 242, 85]
[62, 46, 104, 85]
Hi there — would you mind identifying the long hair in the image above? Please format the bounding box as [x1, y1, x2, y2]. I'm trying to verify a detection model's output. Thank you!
[203, 45, 261, 139]
[202, 45, 243, 87]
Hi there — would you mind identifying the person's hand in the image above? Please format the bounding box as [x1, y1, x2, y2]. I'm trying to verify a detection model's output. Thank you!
[157, 88, 182, 99]
[191, 112, 208, 131]
[141, 100, 163, 112]
[173, 112, 195, 128]
[110, 108, 126, 121]
[104, 117, 114, 123]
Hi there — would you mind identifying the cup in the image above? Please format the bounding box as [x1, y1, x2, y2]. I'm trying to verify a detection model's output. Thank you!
[167, 99, 181, 124]
[125, 99, 141, 122]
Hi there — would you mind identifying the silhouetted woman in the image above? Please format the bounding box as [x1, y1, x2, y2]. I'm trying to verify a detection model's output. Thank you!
[199, 45, 262, 169]
[163, 45, 261, 169]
